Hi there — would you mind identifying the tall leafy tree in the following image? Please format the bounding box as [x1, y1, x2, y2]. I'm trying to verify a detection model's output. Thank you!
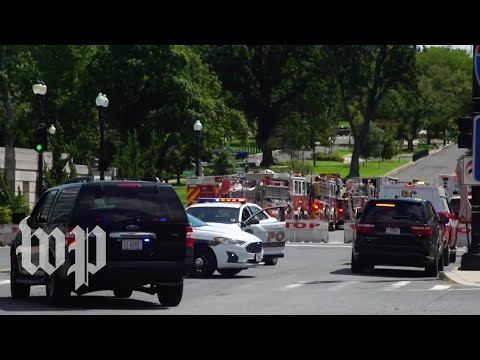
[324, 45, 417, 177]
[200, 45, 326, 168]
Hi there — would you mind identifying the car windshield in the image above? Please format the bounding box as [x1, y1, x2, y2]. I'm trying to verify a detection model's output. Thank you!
[187, 207, 240, 224]
[78, 185, 186, 223]
[187, 213, 208, 227]
[363, 202, 426, 223]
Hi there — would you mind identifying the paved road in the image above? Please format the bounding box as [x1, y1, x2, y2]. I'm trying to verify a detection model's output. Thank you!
[0, 238, 475, 314]
[396, 144, 466, 184]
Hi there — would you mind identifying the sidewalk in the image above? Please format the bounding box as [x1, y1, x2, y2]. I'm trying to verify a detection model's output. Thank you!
[440, 268, 480, 287]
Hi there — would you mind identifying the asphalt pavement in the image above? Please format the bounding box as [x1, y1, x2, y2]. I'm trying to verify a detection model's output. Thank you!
[0, 235, 474, 315]
[395, 144, 466, 184]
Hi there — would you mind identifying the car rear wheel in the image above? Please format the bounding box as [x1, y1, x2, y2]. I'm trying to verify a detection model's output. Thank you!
[157, 281, 183, 307]
[351, 252, 365, 274]
[218, 269, 242, 277]
[191, 247, 217, 278]
[113, 289, 132, 298]
[264, 257, 278, 266]
[10, 253, 30, 299]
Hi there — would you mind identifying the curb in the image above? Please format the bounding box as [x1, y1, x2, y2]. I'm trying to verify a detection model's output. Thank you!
[384, 143, 453, 177]
[439, 269, 480, 288]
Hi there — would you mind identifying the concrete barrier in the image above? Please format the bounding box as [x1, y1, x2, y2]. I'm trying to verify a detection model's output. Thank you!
[286, 219, 329, 243]
[344, 221, 355, 243]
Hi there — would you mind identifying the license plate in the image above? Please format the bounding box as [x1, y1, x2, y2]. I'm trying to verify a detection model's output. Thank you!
[255, 253, 263, 262]
[263, 242, 286, 248]
[386, 227, 400, 235]
[122, 239, 143, 250]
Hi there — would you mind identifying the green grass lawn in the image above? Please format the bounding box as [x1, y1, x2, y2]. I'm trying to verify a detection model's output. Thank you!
[171, 182, 187, 207]
[333, 148, 352, 157]
[272, 159, 409, 178]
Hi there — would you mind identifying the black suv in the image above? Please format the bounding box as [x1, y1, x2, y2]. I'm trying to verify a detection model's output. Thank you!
[352, 198, 446, 277]
[10, 179, 193, 306]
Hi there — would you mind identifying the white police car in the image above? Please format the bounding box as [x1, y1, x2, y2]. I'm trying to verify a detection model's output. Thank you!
[188, 214, 264, 277]
[186, 198, 286, 266]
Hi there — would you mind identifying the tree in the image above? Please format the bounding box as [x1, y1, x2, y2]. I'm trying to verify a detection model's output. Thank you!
[211, 149, 234, 175]
[324, 45, 417, 177]
[360, 125, 384, 162]
[84, 45, 243, 177]
[44, 124, 76, 188]
[417, 47, 471, 144]
[0, 169, 30, 214]
[381, 131, 398, 160]
[113, 130, 164, 180]
[200, 45, 325, 168]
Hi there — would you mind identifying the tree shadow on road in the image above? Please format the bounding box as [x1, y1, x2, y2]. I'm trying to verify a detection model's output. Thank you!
[0, 294, 167, 312]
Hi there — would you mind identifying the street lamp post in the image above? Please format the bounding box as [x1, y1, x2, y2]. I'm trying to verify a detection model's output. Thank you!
[33, 82, 47, 200]
[193, 120, 203, 176]
[96, 93, 109, 180]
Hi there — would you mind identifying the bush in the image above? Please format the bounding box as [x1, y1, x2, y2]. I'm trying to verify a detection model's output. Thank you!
[413, 148, 429, 162]
[315, 153, 344, 162]
[0, 206, 12, 225]
[291, 161, 313, 175]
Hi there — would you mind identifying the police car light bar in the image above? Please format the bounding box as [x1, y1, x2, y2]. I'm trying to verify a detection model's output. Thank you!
[198, 198, 247, 204]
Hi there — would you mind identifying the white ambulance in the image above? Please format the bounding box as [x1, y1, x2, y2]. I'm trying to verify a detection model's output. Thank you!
[379, 183, 451, 215]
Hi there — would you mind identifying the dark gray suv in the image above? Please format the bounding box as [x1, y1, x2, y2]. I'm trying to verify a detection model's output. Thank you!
[352, 198, 446, 277]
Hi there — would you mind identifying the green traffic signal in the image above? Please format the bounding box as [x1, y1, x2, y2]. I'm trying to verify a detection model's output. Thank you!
[36, 144, 43, 152]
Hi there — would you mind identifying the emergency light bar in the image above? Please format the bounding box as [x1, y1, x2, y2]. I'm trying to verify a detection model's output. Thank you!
[376, 203, 396, 207]
[198, 198, 247, 204]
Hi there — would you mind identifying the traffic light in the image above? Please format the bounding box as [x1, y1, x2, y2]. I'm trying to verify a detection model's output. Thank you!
[458, 116, 473, 149]
[34, 123, 48, 153]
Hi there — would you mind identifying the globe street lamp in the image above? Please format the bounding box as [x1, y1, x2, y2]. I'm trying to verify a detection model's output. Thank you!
[193, 120, 203, 176]
[96, 93, 109, 180]
[33, 82, 47, 200]
[48, 124, 56, 135]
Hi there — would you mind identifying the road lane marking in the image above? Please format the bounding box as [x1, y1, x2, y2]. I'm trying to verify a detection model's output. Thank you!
[429, 284, 451, 291]
[282, 282, 307, 290]
[328, 281, 357, 291]
[0, 280, 10, 286]
[451, 288, 480, 291]
[384, 281, 410, 290]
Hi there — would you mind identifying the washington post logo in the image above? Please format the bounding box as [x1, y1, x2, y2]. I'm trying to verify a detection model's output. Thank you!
[15, 217, 106, 291]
